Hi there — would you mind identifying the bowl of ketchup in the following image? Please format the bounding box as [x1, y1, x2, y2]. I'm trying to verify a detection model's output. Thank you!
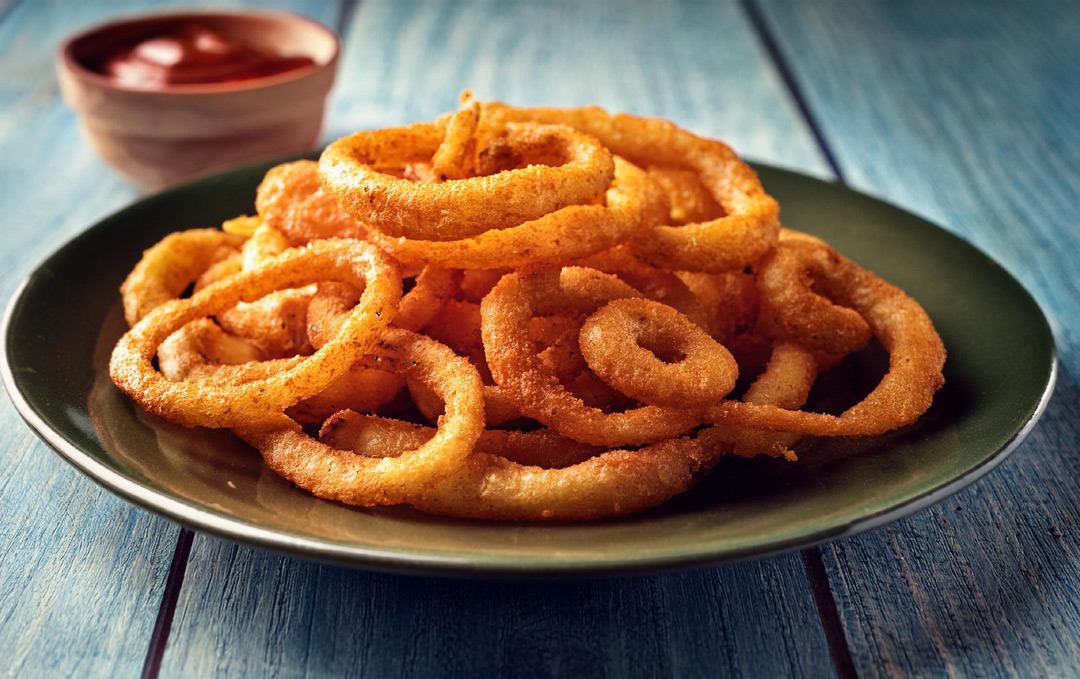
[57, 11, 338, 189]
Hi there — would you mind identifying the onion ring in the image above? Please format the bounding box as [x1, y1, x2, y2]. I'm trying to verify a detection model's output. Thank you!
[431, 91, 481, 180]
[364, 157, 651, 269]
[482, 102, 779, 272]
[193, 252, 242, 292]
[579, 298, 738, 408]
[648, 167, 725, 225]
[319, 412, 722, 521]
[481, 267, 701, 446]
[321, 412, 601, 469]
[393, 265, 459, 332]
[675, 269, 759, 343]
[121, 228, 246, 326]
[255, 160, 367, 244]
[156, 318, 403, 424]
[756, 236, 873, 355]
[234, 329, 484, 506]
[110, 239, 401, 429]
[703, 239, 945, 436]
[576, 246, 711, 332]
[407, 378, 524, 428]
[320, 121, 615, 241]
[216, 287, 315, 357]
[717, 342, 818, 460]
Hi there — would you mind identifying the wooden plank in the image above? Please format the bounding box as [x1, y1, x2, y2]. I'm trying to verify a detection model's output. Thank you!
[164, 537, 837, 679]
[755, 0, 1080, 676]
[161, 1, 839, 677]
[0, 1, 341, 677]
[325, 0, 830, 175]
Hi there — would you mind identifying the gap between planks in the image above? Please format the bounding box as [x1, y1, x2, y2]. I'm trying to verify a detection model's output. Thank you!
[136, 3, 365, 673]
[141, 528, 194, 679]
[739, 0, 848, 183]
[0, 0, 25, 32]
[336, 0, 360, 37]
[739, 0, 859, 676]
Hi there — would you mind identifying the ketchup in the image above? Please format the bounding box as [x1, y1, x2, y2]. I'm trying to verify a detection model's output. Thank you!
[98, 25, 316, 89]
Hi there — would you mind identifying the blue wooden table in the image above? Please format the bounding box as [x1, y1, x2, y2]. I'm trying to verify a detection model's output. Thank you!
[2, 0, 1078, 676]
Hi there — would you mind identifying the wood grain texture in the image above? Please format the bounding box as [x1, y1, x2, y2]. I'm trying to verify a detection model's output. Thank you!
[160, 1, 839, 677]
[0, 1, 340, 677]
[755, 0, 1080, 676]
[163, 538, 836, 679]
[324, 0, 830, 176]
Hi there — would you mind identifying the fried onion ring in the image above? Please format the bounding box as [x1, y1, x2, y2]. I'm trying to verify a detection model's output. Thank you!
[319, 411, 722, 521]
[756, 236, 873, 355]
[481, 267, 701, 446]
[704, 239, 945, 436]
[482, 102, 779, 272]
[121, 228, 246, 326]
[110, 240, 401, 429]
[321, 412, 601, 469]
[255, 160, 367, 244]
[320, 121, 615, 241]
[717, 341, 818, 460]
[156, 318, 403, 424]
[579, 298, 738, 408]
[431, 91, 481, 180]
[234, 329, 484, 506]
[365, 157, 652, 269]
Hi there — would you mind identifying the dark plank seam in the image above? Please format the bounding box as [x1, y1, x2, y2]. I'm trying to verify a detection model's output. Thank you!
[336, 0, 361, 36]
[738, 0, 859, 676]
[0, 0, 26, 30]
[738, 0, 848, 183]
[140, 528, 195, 679]
[140, 2, 359, 675]
[802, 549, 859, 679]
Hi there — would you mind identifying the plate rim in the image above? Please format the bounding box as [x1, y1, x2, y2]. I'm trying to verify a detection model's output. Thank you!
[1, 161, 1058, 578]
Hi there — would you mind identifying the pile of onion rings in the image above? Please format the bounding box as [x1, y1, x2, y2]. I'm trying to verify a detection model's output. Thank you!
[109, 93, 945, 521]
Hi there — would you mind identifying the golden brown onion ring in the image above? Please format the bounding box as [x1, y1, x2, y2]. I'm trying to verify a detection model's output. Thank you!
[482, 102, 779, 272]
[110, 240, 401, 429]
[576, 246, 711, 333]
[431, 91, 481, 180]
[216, 287, 315, 358]
[235, 329, 484, 506]
[320, 121, 615, 241]
[393, 265, 459, 332]
[717, 342, 818, 460]
[121, 228, 246, 326]
[255, 160, 367, 244]
[647, 167, 725, 225]
[320, 412, 602, 469]
[156, 318, 404, 425]
[675, 269, 759, 343]
[319, 411, 722, 521]
[756, 237, 873, 355]
[365, 157, 651, 269]
[481, 267, 701, 446]
[704, 239, 945, 436]
[579, 298, 738, 408]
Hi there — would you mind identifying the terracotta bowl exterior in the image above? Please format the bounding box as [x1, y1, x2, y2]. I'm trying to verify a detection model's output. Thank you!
[57, 10, 339, 189]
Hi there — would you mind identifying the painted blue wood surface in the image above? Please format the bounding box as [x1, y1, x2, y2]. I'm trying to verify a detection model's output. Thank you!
[756, 0, 1080, 676]
[163, 538, 835, 679]
[0, 1, 340, 677]
[6, 0, 1079, 676]
[157, 1, 838, 677]
[325, 0, 830, 176]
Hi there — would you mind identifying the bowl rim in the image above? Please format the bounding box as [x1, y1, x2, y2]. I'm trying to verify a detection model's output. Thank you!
[57, 8, 340, 96]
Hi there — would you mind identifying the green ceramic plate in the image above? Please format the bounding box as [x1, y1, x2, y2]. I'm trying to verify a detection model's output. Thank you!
[1, 158, 1055, 577]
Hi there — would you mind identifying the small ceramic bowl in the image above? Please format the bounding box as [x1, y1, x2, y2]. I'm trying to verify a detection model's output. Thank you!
[57, 10, 339, 189]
